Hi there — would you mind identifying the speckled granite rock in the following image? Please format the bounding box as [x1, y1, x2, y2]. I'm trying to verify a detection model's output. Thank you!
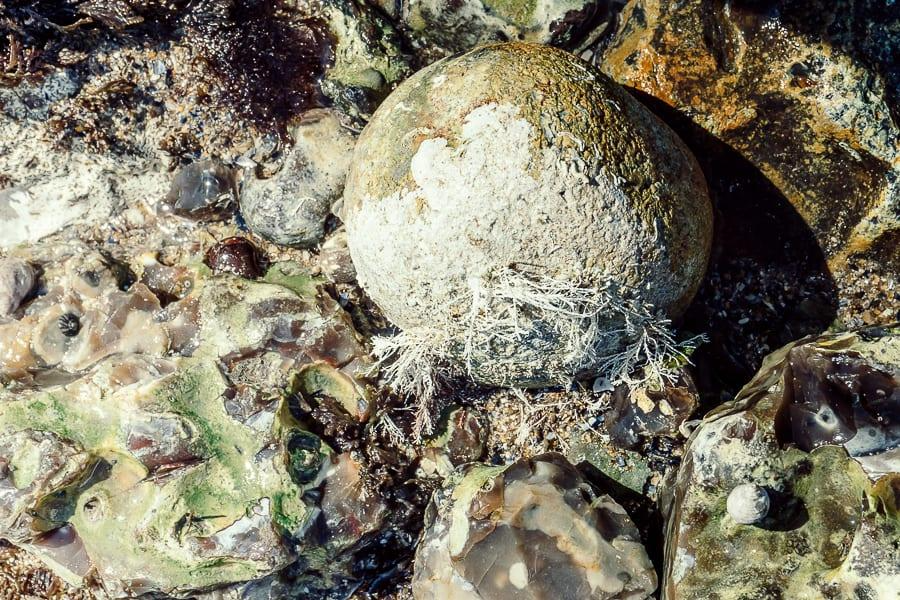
[413, 453, 657, 599]
[663, 326, 900, 598]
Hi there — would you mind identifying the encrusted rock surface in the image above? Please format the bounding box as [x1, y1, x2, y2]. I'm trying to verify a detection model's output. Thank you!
[592, 0, 899, 301]
[400, 0, 608, 58]
[663, 327, 900, 598]
[344, 42, 712, 387]
[412, 453, 657, 599]
[1, 1, 898, 597]
[241, 110, 357, 248]
[0, 248, 379, 596]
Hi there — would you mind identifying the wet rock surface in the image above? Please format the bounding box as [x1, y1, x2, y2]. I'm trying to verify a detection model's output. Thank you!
[161, 160, 238, 222]
[0, 248, 382, 596]
[413, 453, 657, 599]
[592, 0, 899, 322]
[663, 327, 900, 598]
[0, 0, 898, 598]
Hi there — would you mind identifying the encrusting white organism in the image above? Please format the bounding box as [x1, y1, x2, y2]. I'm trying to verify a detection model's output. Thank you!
[342, 43, 714, 433]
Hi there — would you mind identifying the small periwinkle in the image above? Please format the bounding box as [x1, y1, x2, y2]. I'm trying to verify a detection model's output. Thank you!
[161, 160, 237, 221]
[204, 237, 266, 279]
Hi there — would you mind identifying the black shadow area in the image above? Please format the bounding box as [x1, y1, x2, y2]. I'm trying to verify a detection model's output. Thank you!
[628, 88, 839, 406]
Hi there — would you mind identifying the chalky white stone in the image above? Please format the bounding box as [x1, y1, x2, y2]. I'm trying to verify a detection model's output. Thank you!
[343, 43, 713, 387]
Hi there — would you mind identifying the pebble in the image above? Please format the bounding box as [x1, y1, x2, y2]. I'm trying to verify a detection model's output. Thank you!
[0, 258, 35, 317]
[204, 237, 266, 279]
[160, 160, 237, 221]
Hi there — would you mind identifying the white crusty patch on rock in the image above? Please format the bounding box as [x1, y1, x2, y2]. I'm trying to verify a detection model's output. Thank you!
[347, 102, 667, 330]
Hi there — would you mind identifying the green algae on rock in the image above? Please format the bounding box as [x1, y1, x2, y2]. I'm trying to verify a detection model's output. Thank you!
[343, 42, 712, 390]
[663, 327, 900, 599]
[0, 248, 379, 596]
[412, 453, 658, 599]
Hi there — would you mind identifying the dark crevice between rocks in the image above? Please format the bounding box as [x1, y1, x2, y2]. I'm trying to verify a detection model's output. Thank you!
[578, 461, 667, 580]
[625, 88, 839, 409]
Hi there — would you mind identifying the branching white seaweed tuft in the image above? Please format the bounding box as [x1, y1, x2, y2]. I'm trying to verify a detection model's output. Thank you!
[370, 328, 458, 438]
[372, 267, 704, 439]
[483, 267, 704, 388]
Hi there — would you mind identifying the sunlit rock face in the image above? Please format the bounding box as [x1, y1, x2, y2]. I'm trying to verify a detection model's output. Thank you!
[0, 247, 378, 597]
[594, 0, 899, 274]
[664, 327, 900, 599]
[412, 453, 657, 600]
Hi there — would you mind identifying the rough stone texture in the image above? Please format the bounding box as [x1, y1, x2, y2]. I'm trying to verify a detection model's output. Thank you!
[412, 453, 657, 599]
[401, 0, 609, 58]
[663, 326, 900, 599]
[0, 258, 35, 318]
[320, 0, 412, 118]
[0, 250, 378, 597]
[0, 0, 404, 253]
[343, 42, 712, 386]
[602, 374, 699, 449]
[592, 0, 899, 286]
[241, 110, 357, 248]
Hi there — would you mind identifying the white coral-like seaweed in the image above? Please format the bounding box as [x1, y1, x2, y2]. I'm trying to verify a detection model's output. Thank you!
[372, 267, 704, 438]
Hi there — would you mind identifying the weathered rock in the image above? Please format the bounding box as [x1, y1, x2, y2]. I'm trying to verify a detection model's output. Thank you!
[241, 110, 356, 248]
[318, 228, 357, 284]
[419, 406, 488, 477]
[344, 42, 712, 387]
[320, 0, 412, 118]
[593, 0, 899, 276]
[0, 248, 379, 596]
[401, 0, 609, 58]
[663, 327, 900, 598]
[412, 453, 657, 599]
[0, 258, 35, 317]
[602, 373, 699, 449]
